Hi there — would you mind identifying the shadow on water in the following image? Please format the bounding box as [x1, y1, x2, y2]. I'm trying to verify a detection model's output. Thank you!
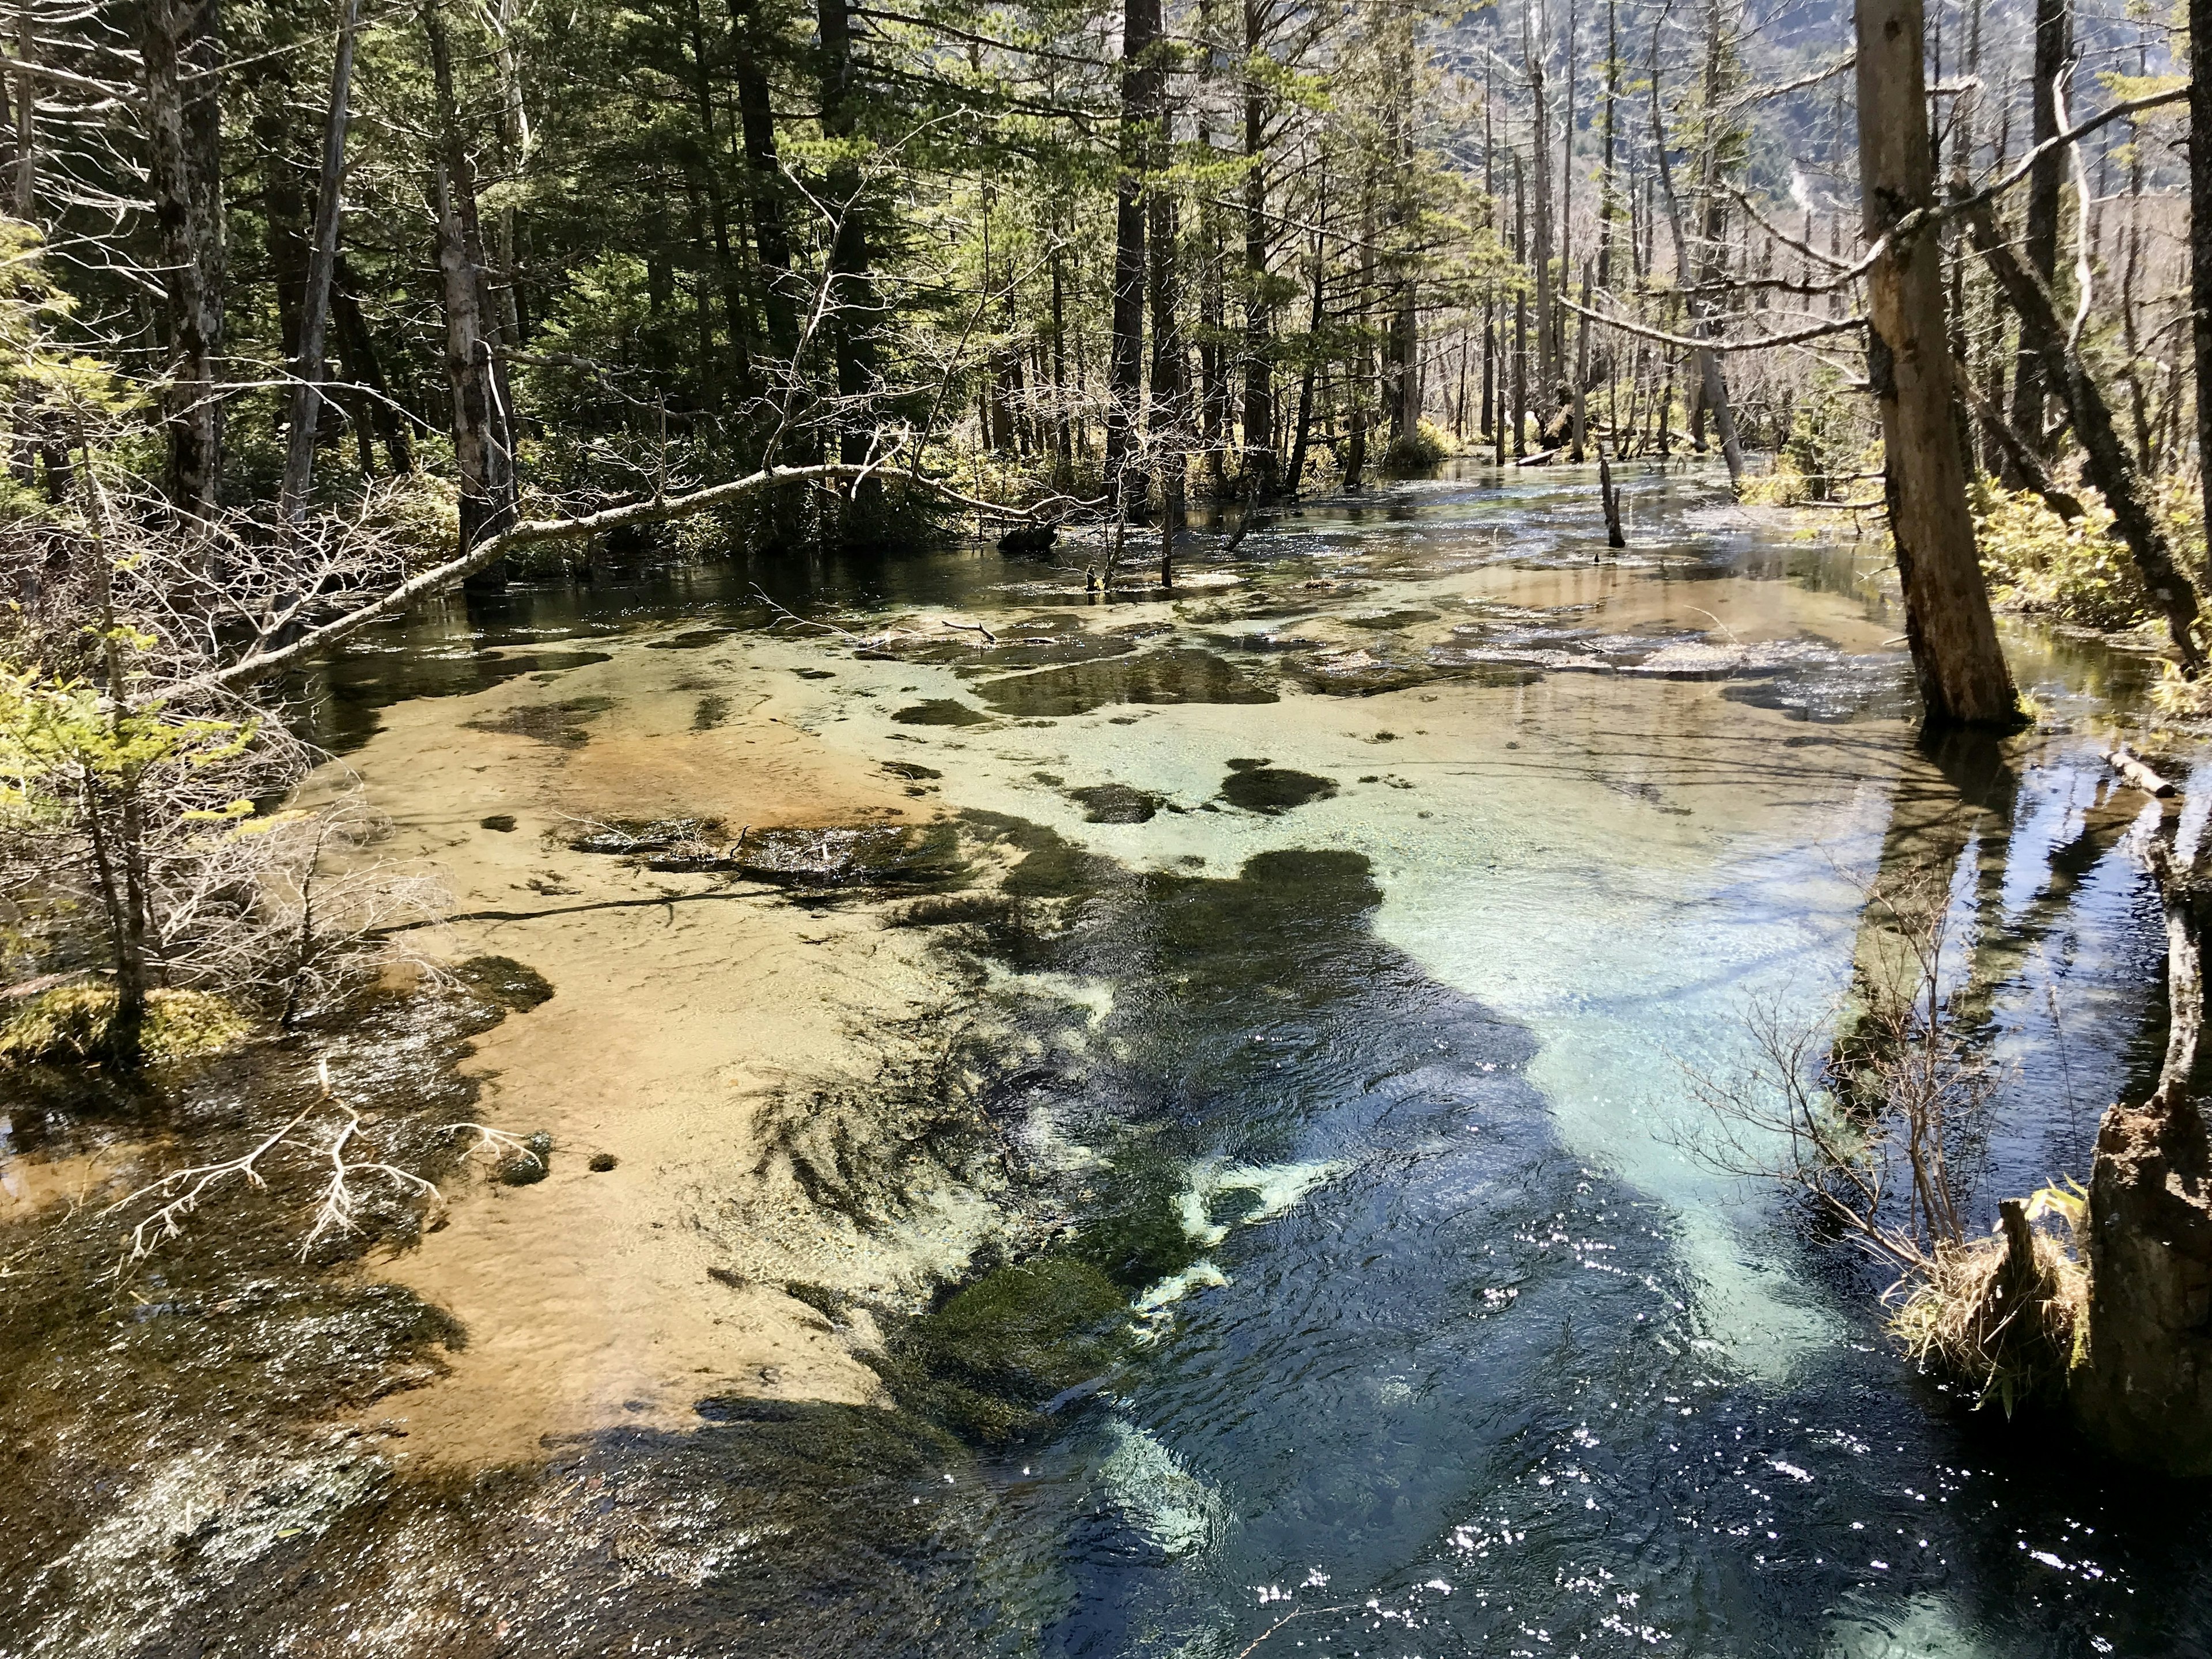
[875, 822, 2210, 1658]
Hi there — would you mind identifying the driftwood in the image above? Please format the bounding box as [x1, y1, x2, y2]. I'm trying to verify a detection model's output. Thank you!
[2107, 745, 2178, 798]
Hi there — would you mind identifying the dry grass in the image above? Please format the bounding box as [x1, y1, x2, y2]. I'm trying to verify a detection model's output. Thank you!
[1889, 1187, 2088, 1414]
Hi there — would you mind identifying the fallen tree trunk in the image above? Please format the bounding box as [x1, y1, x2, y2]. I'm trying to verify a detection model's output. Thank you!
[2108, 745, 2177, 798]
[1962, 197, 2205, 676]
[192, 461, 994, 692]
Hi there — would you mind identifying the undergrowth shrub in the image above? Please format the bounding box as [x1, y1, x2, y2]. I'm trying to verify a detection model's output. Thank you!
[1382, 419, 1455, 476]
[1740, 452, 1810, 507]
[1975, 483, 2153, 631]
[0, 983, 249, 1066]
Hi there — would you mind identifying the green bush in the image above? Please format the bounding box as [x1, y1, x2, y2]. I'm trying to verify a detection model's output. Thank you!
[1739, 453, 1810, 507]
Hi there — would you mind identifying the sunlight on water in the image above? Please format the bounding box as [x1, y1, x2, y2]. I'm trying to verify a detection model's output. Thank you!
[172, 461, 2198, 1658]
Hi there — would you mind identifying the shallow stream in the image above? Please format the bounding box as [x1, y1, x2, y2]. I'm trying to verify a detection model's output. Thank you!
[9, 460, 2211, 1658]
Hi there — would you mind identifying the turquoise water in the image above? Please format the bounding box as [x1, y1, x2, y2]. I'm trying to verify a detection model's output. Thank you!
[259, 460, 2206, 1656]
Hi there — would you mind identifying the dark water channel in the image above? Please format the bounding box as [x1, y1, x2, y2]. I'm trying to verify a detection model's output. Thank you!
[12, 462, 2212, 1658]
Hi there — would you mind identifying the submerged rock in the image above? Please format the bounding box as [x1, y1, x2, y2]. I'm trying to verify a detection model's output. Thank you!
[893, 699, 995, 727]
[1220, 767, 1338, 814]
[452, 955, 555, 1012]
[975, 647, 1276, 717]
[577, 821, 967, 889]
[1067, 783, 1161, 824]
[497, 1132, 554, 1185]
[873, 1255, 1129, 1444]
[463, 694, 619, 748]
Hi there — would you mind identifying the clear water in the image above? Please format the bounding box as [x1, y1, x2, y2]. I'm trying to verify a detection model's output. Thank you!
[248, 462, 2211, 1654]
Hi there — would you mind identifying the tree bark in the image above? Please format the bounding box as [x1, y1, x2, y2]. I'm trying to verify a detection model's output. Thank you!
[1527, 21, 1554, 400]
[1149, 145, 1187, 582]
[1240, 0, 1275, 494]
[1577, 265, 1624, 547]
[817, 0, 874, 469]
[2074, 829, 2212, 1476]
[333, 258, 415, 474]
[1648, 29, 1743, 487]
[2193, 0, 2212, 577]
[1106, 0, 1159, 511]
[684, 0, 758, 412]
[1856, 0, 2020, 727]
[2008, 0, 2071, 460]
[728, 0, 799, 363]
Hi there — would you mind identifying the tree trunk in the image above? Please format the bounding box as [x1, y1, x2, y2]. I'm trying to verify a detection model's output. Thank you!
[2193, 0, 2212, 576]
[428, 1, 516, 586]
[1527, 23, 1554, 402]
[2074, 830, 2212, 1476]
[729, 0, 800, 363]
[10, 7, 31, 220]
[1344, 181, 1374, 490]
[1149, 148, 1187, 582]
[685, 0, 757, 414]
[1856, 0, 2020, 727]
[1283, 213, 1323, 495]
[1648, 28, 1743, 487]
[1512, 151, 1528, 459]
[2008, 0, 2071, 461]
[279, 0, 364, 528]
[139, 0, 226, 518]
[1050, 237, 1074, 483]
[333, 258, 415, 474]
[1240, 0, 1275, 495]
[1577, 264, 1624, 548]
[817, 0, 874, 470]
[1107, 0, 1159, 512]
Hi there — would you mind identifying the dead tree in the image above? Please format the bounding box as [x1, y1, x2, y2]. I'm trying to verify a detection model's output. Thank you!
[2074, 820, 2212, 1475]
[1105, 0, 1158, 511]
[426, 0, 517, 588]
[2194, 0, 2212, 575]
[1648, 25, 1744, 488]
[1963, 198, 2205, 676]
[2008, 0, 2072, 464]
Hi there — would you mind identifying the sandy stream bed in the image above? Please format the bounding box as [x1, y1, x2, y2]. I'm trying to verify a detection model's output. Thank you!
[309, 636, 991, 1467]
